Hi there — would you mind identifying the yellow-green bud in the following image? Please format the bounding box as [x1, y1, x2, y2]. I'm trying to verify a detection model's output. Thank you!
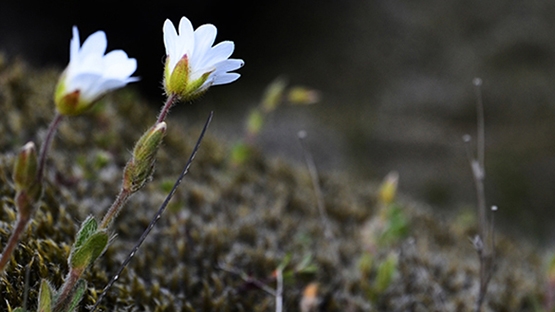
[13, 142, 42, 218]
[287, 86, 321, 105]
[246, 109, 264, 137]
[123, 122, 167, 193]
[261, 77, 287, 113]
[13, 142, 38, 192]
[378, 171, 399, 206]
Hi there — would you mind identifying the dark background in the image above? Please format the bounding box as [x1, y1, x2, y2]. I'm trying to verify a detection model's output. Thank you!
[3, 0, 555, 242]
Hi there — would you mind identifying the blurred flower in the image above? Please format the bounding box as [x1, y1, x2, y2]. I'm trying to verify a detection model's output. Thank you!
[163, 16, 244, 100]
[55, 26, 138, 116]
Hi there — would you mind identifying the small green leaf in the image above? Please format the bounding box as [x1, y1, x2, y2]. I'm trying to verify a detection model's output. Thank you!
[66, 279, 87, 312]
[69, 230, 108, 270]
[38, 279, 53, 312]
[230, 142, 252, 165]
[72, 216, 98, 252]
[277, 253, 292, 272]
[374, 252, 398, 293]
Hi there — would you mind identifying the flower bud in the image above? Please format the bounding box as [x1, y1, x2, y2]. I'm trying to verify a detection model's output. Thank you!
[378, 171, 399, 206]
[13, 142, 38, 192]
[123, 122, 167, 193]
[287, 86, 320, 106]
[13, 142, 42, 218]
[261, 78, 287, 113]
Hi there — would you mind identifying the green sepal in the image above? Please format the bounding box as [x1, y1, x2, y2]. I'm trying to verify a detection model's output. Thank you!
[12, 308, 25, 312]
[38, 279, 53, 312]
[69, 230, 108, 270]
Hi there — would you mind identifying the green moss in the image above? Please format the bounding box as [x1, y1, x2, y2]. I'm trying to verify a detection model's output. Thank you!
[0, 56, 545, 311]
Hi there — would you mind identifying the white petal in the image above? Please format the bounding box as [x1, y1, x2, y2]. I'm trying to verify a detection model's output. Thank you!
[163, 19, 178, 57]
[102, 50, 137, 79]
[191, 24, 217, 69]
[88, 78, 129, 97]
[212, 72, 241, 85]
[70, 26, 81, 63]
[79, 30, 107, 60]
[214, 59, 244, 73]
[197, 41, 234, 69]
[177, 16, 195, 57]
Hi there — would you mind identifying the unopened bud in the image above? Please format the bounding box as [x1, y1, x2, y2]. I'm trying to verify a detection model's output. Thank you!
[261, 77, 287, 113]
[13, 142, 38, 192]
[287, 86, 321, 105]
[246, 109, 264, 137]
[123, 122, 167, 193]
[378, 171, 399, 205]
[13, 142, 42, 218]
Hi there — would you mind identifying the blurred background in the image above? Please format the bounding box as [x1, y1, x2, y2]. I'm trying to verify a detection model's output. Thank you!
[2, 0, 555, 242]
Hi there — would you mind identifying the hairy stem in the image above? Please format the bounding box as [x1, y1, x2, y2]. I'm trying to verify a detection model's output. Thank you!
[53, 267, 83, 312]
[0, 215, 30, 272]
[157, 93, 179, 124]
[100, 188, 132, 229]
[37, 113, 63, 183]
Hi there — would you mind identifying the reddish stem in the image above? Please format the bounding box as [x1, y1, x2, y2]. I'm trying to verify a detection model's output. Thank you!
[157, 94, 179, 124]
[0, 215, 30, 272]
[37, 113, 63, 183]
[100, 188, 132, 229]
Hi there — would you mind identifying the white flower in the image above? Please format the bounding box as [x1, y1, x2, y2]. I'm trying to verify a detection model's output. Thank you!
[163, 16, 244, 99]
[55, 26, 138, 115]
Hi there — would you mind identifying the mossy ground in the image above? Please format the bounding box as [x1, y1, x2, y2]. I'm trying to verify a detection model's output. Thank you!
[0, 56, 546, 311]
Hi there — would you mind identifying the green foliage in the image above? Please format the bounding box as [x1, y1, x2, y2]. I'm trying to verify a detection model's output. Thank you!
[69, 230, 109, 270]
[66, 280, 87, 312]
[38, 279, 53, 312]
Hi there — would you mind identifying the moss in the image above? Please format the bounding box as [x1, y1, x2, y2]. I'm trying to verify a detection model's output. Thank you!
[0, 56, 546, 311]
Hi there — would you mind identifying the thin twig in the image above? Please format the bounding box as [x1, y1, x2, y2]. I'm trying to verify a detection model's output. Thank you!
[297, 130, 334, 241]
[90, 111, 213, 312]
[37, 113, 63, 183]
[468, 78, 494, 312]
[216, 262, 277, 296]
[275, 268, 283, 312]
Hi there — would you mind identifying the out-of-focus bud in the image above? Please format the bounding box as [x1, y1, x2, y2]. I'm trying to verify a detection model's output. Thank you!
[261, 77, 287, 113]
[300, 283, 319, 312]
[287, 86, 321, 105]
[246, 109, 264, 138]
[378, 171, 399, 206]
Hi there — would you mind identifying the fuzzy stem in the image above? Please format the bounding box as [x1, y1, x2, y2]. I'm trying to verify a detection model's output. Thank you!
[0, 215, 30, 272]
[157, 93, 179, 124]
[37, 113, 63, 183]
[53, 267, 83, 312]
[100, 188, 132, 229]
